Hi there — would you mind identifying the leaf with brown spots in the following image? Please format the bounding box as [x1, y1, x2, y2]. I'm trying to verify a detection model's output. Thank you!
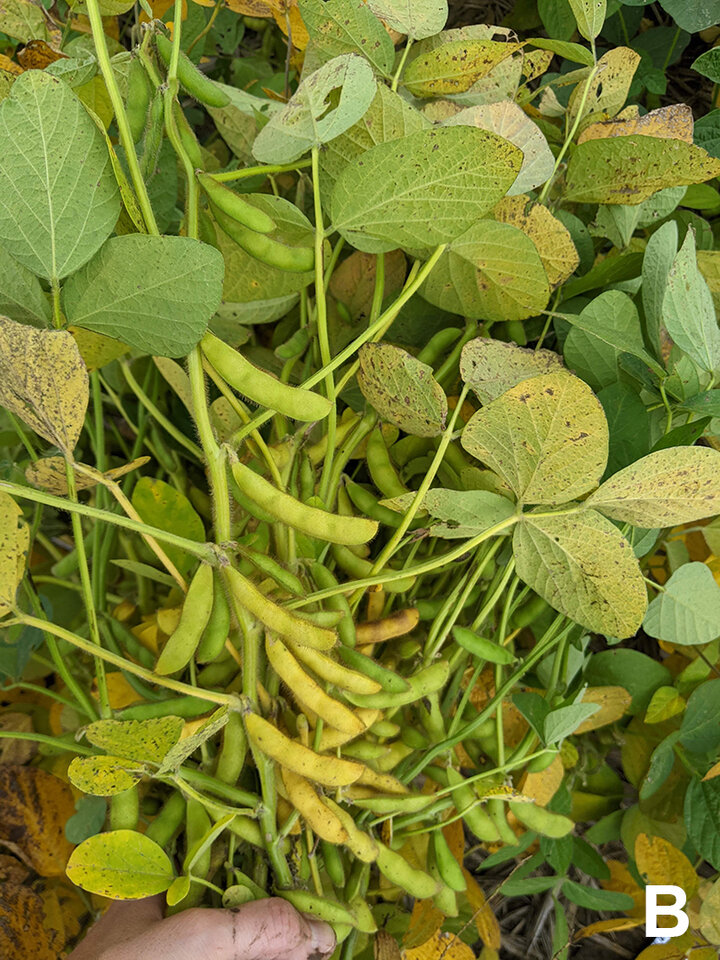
[567, 47, 640, 128]
[16, 39, 65, 69]
[358, 343, 447, 437]
[460, 337, 563, 405]
[403, 39, 521, 99]
[0, 883, 64, 959]
[66, 829, 175, 898]
[25, 456, 150, 495]
[0, 766, 75, 877]
[83, 716, 184, 765]
[493, 195, 579, 288]
[0, 491, 29, 620]
[578, 104, 694, 145]
[0, 315, 88, 453]
[329, 250, 406, 321]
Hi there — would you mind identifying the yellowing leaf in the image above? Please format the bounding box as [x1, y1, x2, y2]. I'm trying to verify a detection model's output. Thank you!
[462, 868, 501, 948]
[100, 672, 142, 710]
[0, 491, 28, 620]
[267, 0, 309, 49]
[578, 104, 694, 145]
[404, 40, 520, 99]
[574, 917, 644, 940]
[704, 761, 720, 781]
[635, 833, 698, 899]
[403, 898, 444, 949]
[70, 326, 129, 371]
[494, 195, 579, 288]
[0, 766, 75, 877]
[518, 755, 564, 806]
[601, 860, 645, 917]
[68, 756, 142, 796]
[700, 878, 720, 945]
[0, 316, 88, 453]
[0, 883, 63, 959]
[25, 456, 150, 495]
[567, 47, 640, 128]
[66, 829, 175, 898]
[645, 686, 685, 724]
[575, 686, 632, 733]
[403, 930, 475, 960]
[358, 343, 447, 437]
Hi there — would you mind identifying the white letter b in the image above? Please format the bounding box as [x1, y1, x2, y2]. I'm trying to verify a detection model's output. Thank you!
[645, 885, 689, 938]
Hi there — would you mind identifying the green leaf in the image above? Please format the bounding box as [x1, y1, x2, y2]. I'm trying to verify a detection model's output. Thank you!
[68, 756, 141, 797]
[66, 829, 176, 898]
[330, 126, 522, 254]
[513, 510, 647, 638]
[678, 679, 720, 755]
[0, 255, 51, 327]
[460, 339, 563, 405]
[62, 236, 224, 358]
[365, 0, 447, 39]
[403, 39, 520, 99]
[0, 491, 29, 620]
[525, 37, 594, 66]
[640, 734, 678, 800]
[562, 880, 634, 911]
[423, 488, 516, 538]
[562, 251, 643, 300]
[422, 220, 550, 322]
[564, 136, 720, 205]
[693, 48, 720, 84]
[537, 0, 576, 40]
[586, 447, 720, 527]
[659, 0, 720, 32]
[461, 372, 609, 505]
[131, 477, 205, 575]
[643, 563, 720, 647]
[682, 391, 720, 417]
[662, 228, 720, 375]
[0, 316, 88, 453]
[597, 383, 650, 478]
[0, 0, 52, 43]
[65, 796, 107, 845]
[544, 704, 600, 744]
[685, 777, 720, 871]
[584, 650, 671, 713]
[0, 72, 119, 282]
[642, 220, 678, 355]
[356, 343, 447, 437]
[252, 54, 376, 164]
[443, 101, 554, 196]
[84, 717, 185, 765]
[299, 0, 394, 76]
[568, 0, 606, 40]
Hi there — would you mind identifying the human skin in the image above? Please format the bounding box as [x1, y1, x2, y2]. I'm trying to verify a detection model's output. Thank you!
[67, 895, 336, 960]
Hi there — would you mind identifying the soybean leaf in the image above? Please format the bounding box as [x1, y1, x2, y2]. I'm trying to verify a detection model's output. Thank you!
[567, 0, 606, 40]
[423, 488, 516, 538]
[0, 316, 88, 453]
[365, 0, 447, 39]
[460, 339, 563, 405]
[157, 708, 229, 774]
[0, 72, 119, 282]
[513, 510, 646, 639]
[586, 447, 720, 527]
[693, 48, 720, 85]
[68, 756, 142, 797]
[661, 228, 720, 375]
[494, 196, 579, 289]
[564, 136, 720, 205]
[0, 256, 51, 327]
[643, 563, 720, 648]
[66, 830, 175, 898]
[642, 220, 678, 355]
[585, 650, 671, 713]
[299, 0, 394, 76]
[659, 0, 720, 33]
[0, 0, 53, 41]
[330, 126, 521, 253]
[566, 47, 640, 129]
[443, 101, 554, 196]
[681, 391, 720, 418]
[62, 236, 224, 358]
[525, 37, 594, 67]
[544, 704, 600, 744]
[65, 796, 107, 845]
[422, 221, 550, 322]
[685, 777, 720, 871]
[84, 717, 185, 765]
[678, 679, 720, 755]
[357, 343, 447, 437]
[461, 372, 609, 505]
[597, 383, 650, 478]
[252, 54, 376, 164]
[131, 477, 205, 575]
[208, 83, 278, 163]
[25, 456, 149, 495]
[562, 881, 634, 912]
[0, 491, 29, 620]
[403, 39, 521, 99]
[640, 735, 679, 800]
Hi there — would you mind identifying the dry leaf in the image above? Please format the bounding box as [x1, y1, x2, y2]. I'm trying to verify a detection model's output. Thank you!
[403, 930, 475, 960]
[0, 712, 35, 764]
[574, 917, 645, 940]
[463, 868, 501, 948]
[0, 491, 29, 619]
[518, 755, 564, 806]
[0, 853, 30, 884]
[25, 456, 150, 495]
[0, 53, 23, 75]
[376, 930, 402, 960]
[16, 39, 66, 69]
[403, 898, 444, 949]
[0, 766, 75, 877]
[704, 760, 720, 781]
[0, 883, 63, 959]
[266, 0, 309, 49]
[601, 860, 645, 917]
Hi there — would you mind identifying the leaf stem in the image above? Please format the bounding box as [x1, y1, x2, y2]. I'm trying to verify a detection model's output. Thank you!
[211, 159, 313, 183]
[391, 38, 413, 93]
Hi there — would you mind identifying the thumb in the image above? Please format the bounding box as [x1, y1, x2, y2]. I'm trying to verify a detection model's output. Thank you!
[160, 898, 336, 960]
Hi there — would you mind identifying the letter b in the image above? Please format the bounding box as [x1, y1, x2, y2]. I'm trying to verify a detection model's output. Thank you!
[645, 885, 689, 938]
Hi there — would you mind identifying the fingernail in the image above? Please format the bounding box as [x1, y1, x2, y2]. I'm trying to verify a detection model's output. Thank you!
[309, 920, 336, 956]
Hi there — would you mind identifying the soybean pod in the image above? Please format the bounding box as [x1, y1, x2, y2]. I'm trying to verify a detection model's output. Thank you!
[214, 206, 314, 273]
[126, 56, 152, 143]
[183, 799, 213, 907]
[310, 562, 356, 647]
[445, 768, 500, 843]
[215, 711, 247, 785]
[141, 91, 165, 178]
[366, 428, 408, 499]
[155, 564, 214, 675]
[201, 331, 331, 422]
[508, 800, 574, 838]
[198, 174, 276, 234]
[196, 571, 231, 663]
[110, 787, 139, 831]
[343, 661, 449, 710]
[116, 696, 213, 720]
[155, 33, 230, 108]
[336, 646, 409, 694]
[145, 792, 186, 848]
[344, 479, 410, 529]
[231, 460, 378, 547]
[173, 101, 203, 170]
[330, 544, 415, 594]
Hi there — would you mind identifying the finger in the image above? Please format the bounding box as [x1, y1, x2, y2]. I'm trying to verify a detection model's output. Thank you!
[156, 898, 336, 960]
[68, 896, 164, 959]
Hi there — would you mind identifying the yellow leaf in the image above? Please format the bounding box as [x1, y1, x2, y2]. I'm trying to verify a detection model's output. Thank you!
[462, 868, 501, 948]
[578, 103, 694, 145]
[0, 766, 75, 877]
[265, 0, 309, 48]
[99, 671, 141, 710]
[403, 40, 522, 99]
[403, 898, 443, 949]
[645, 686, 686, 724]
[442, 817, 465, 864]
[704, 760, 720, 781]
[0, 491, 29, 619]
[635, 833, 698, 900]
[69, 326, 129, 371]
[700, 878, 720, 945]
[25, 456, 150, 495]
[575, 686, 632, 733]
[139, 0, 187, 21]
[494, 195, 579, 289]
[0, 53, 23, 75]
[518, 755, 564, 807]
[0, 883, 63, 958]
[601, 860, 645, 917]
[224, 0, 274, 12]
[403, 930, 475, 960]
[574, 917, 644, 940]
[568, 47, 641, 128]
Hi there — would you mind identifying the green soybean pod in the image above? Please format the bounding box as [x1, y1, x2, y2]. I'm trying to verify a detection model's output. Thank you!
[231, 461, 378, 547]
[366, 428, 408, 499]
[344, 479, 406, 529]
[375, 842, 439, 900]
[182, 799, 212, 908]
[330, 544, 415, 595]
[416, 328, 462, 367]
[196, 572, 231, 663]
[215, 711, 247, 785]
[110, 787, 139, 831]
[146, 792, 186, 848]
[336, 646, 409, 695]
[201, 331, 332, 423]
[431, 830, 466, 893]
[276, 326, 312, 363]
[452, 626, 515, 666]
[213, 205, 314, 272]
[321, 839, 346, 890]
[196, 657, 238, 688]
[126, 56, 152, 143]
[239, 545, 305, 596]
[343, 661, 449, 710]
[511, 593, 552, 630]
[155, 565, 214, 675]
[155, 33, 230, 107]
[487, 798, 518, 845]
[173, 101, 203, 170]
[279, 889, 357, 927]
[198, 173, 276, 234]
[117, 695, 212, 720]
[445, 768, 500, 843]
[141, 91, 164, 178]
[310, 562, 356, 647]
[508, 801, 574, 838]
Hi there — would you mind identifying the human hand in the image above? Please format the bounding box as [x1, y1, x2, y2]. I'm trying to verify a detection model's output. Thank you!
[67, 895, 336, 960]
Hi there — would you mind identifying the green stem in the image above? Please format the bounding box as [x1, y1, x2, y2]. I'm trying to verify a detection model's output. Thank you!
[85, 0, 158, 234]
[188, 351, 232, 543]
[64, 460, 111, 718]
[51, 280, 63, 328]
[121, 361, 203, 461]
[212, 159, 312, 183]
[391, 38, 413, 92]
